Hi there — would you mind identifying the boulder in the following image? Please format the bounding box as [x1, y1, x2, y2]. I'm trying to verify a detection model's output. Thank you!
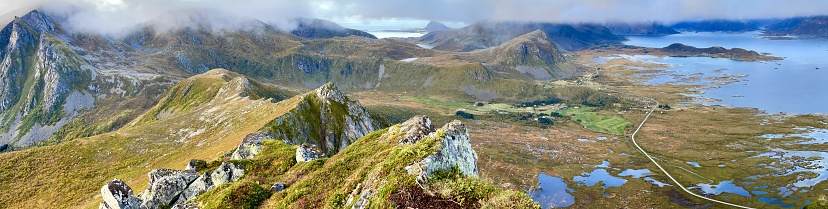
[172, 171, 213, 205]
[396, 115, 435, 144]
[230, 132, 274, 160]
[210, 162, 244, 186]
[99, 179, 142, 209]
[139, 169, 198, 209]
[296, 144, 322, 162]
[406, 120, 479, 181]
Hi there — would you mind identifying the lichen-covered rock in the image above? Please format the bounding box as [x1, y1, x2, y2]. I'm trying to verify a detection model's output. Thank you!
[262, 82, 378, 157]
[230, 132, 274, 160]
[396, 115, 435, 144]
[173, 172, 213, 205]
[210, 162, 244, 187]
[406, 120, 479, 181]
[296, 144, 322, 162]
[423, 121, 479, 177]
[99, 179, 142, 209]
[139, 169, 199, 209]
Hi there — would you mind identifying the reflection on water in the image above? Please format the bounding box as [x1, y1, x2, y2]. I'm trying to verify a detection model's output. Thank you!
[696, 180, 751, 197]
[573, 169, 627, 188]
[533, 173, 576, 208]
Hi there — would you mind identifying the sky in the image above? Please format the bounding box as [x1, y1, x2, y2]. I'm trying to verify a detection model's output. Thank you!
[1, 0, 827, 34]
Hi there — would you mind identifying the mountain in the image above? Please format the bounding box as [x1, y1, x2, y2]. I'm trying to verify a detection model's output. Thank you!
[418, 21, 624, 52]
[657, 43, 781, 61]
[424, 20, 451, 32]
[0, 9, 574, 150]
[671, 19, 759, 32]
[604, 22, 679, 36]
[291, 18, 377, 39]
[764, 16, 828, 36]
[0, 10, 97, 147]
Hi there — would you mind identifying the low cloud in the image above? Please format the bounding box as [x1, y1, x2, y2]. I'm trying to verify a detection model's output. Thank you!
[1, 0, 827, 35]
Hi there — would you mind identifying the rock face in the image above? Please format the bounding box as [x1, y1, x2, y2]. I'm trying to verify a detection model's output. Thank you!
[402, 117, 479, 180]
[210, 162, 244, 187]
[296, 144, 322, 162]
[396, 115, 435, 144]
[173, 172, 213, 205]
[99, 179, 142, 209]
[262, 82, 378, 157]
[0, 10, 95, 147]
[138, 169, 199, 209]
[231, 132, 274, 160]
[422, 121, 479, 177]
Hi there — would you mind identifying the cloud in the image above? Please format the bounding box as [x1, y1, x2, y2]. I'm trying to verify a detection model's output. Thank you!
[0, 0, 316, 35]
[1, 0, 827, 35]
[320, 0, 828, 24]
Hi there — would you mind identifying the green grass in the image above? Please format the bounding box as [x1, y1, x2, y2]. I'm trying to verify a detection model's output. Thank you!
[556, 107, 631, 135]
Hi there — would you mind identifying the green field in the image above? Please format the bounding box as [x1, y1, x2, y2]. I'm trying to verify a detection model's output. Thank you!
[556, 107, 631, 135]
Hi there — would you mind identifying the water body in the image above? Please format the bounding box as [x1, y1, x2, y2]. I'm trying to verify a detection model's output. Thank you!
[696, 180, 752, 197]
[686, 161, 701, 168]
[755, 148, 828, 187]
[573, 169, 627, 188]
[762, 128, 828, 144]
[624, 32, 828, 114]
[533, 173, 576, 208]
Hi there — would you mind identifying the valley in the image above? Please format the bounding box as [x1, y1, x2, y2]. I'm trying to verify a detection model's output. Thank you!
[0, 3, 827, 209]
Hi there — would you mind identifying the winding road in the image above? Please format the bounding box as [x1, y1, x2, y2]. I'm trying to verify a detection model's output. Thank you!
[630, 100, 755, 209]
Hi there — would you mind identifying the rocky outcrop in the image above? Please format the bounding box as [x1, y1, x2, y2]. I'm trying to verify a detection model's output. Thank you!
[172, 172, 213, 205]
[138, 169, 199, 209]
[99, 162, 241, 208]
[210, 162, 244, 187]
[230, 132, 274, 160]
[422, 121, 479, 177]
[402, 117, 479, 180]
[99, 179, 142, 209]
[296, 144, 322, 162]
[396, 115, 435, 144]
[262, 82, 378, 157]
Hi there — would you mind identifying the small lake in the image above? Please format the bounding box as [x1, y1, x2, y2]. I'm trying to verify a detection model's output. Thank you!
[533, 173, 576, 208]
[623, 32, 828, 114]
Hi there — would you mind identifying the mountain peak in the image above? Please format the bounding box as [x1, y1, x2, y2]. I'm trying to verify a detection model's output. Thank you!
[15, 10, 57, 33]
[424, 20, 451, 32]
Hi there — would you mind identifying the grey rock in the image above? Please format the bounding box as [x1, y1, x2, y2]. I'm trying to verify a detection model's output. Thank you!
[139, 169, 198, 209]
[407, 120, 479, 181]
[99, 179, 142, 209]
[396, 115, 435, 144]
[296, 144, 322, 162]
[271, 182, 285, 192]
[210, 162, 244, 187]
[230, 132, 274, 160]
[173, 172, 213, 205]
[351, 189, 372, 209]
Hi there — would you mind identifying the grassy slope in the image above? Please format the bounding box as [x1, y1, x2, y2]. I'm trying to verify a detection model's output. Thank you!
[196, 124, 537, 209]
[0, 70, 298, 209]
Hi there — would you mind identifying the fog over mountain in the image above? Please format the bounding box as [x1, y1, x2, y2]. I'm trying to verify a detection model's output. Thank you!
[1, 0, 828, 35]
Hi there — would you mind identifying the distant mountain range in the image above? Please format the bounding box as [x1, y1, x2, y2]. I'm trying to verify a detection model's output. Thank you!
[418, 21, 624, 52]
[764, 16, 828, 36]
[604, 22, 679, 36]
[671, 19, 760, 32]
